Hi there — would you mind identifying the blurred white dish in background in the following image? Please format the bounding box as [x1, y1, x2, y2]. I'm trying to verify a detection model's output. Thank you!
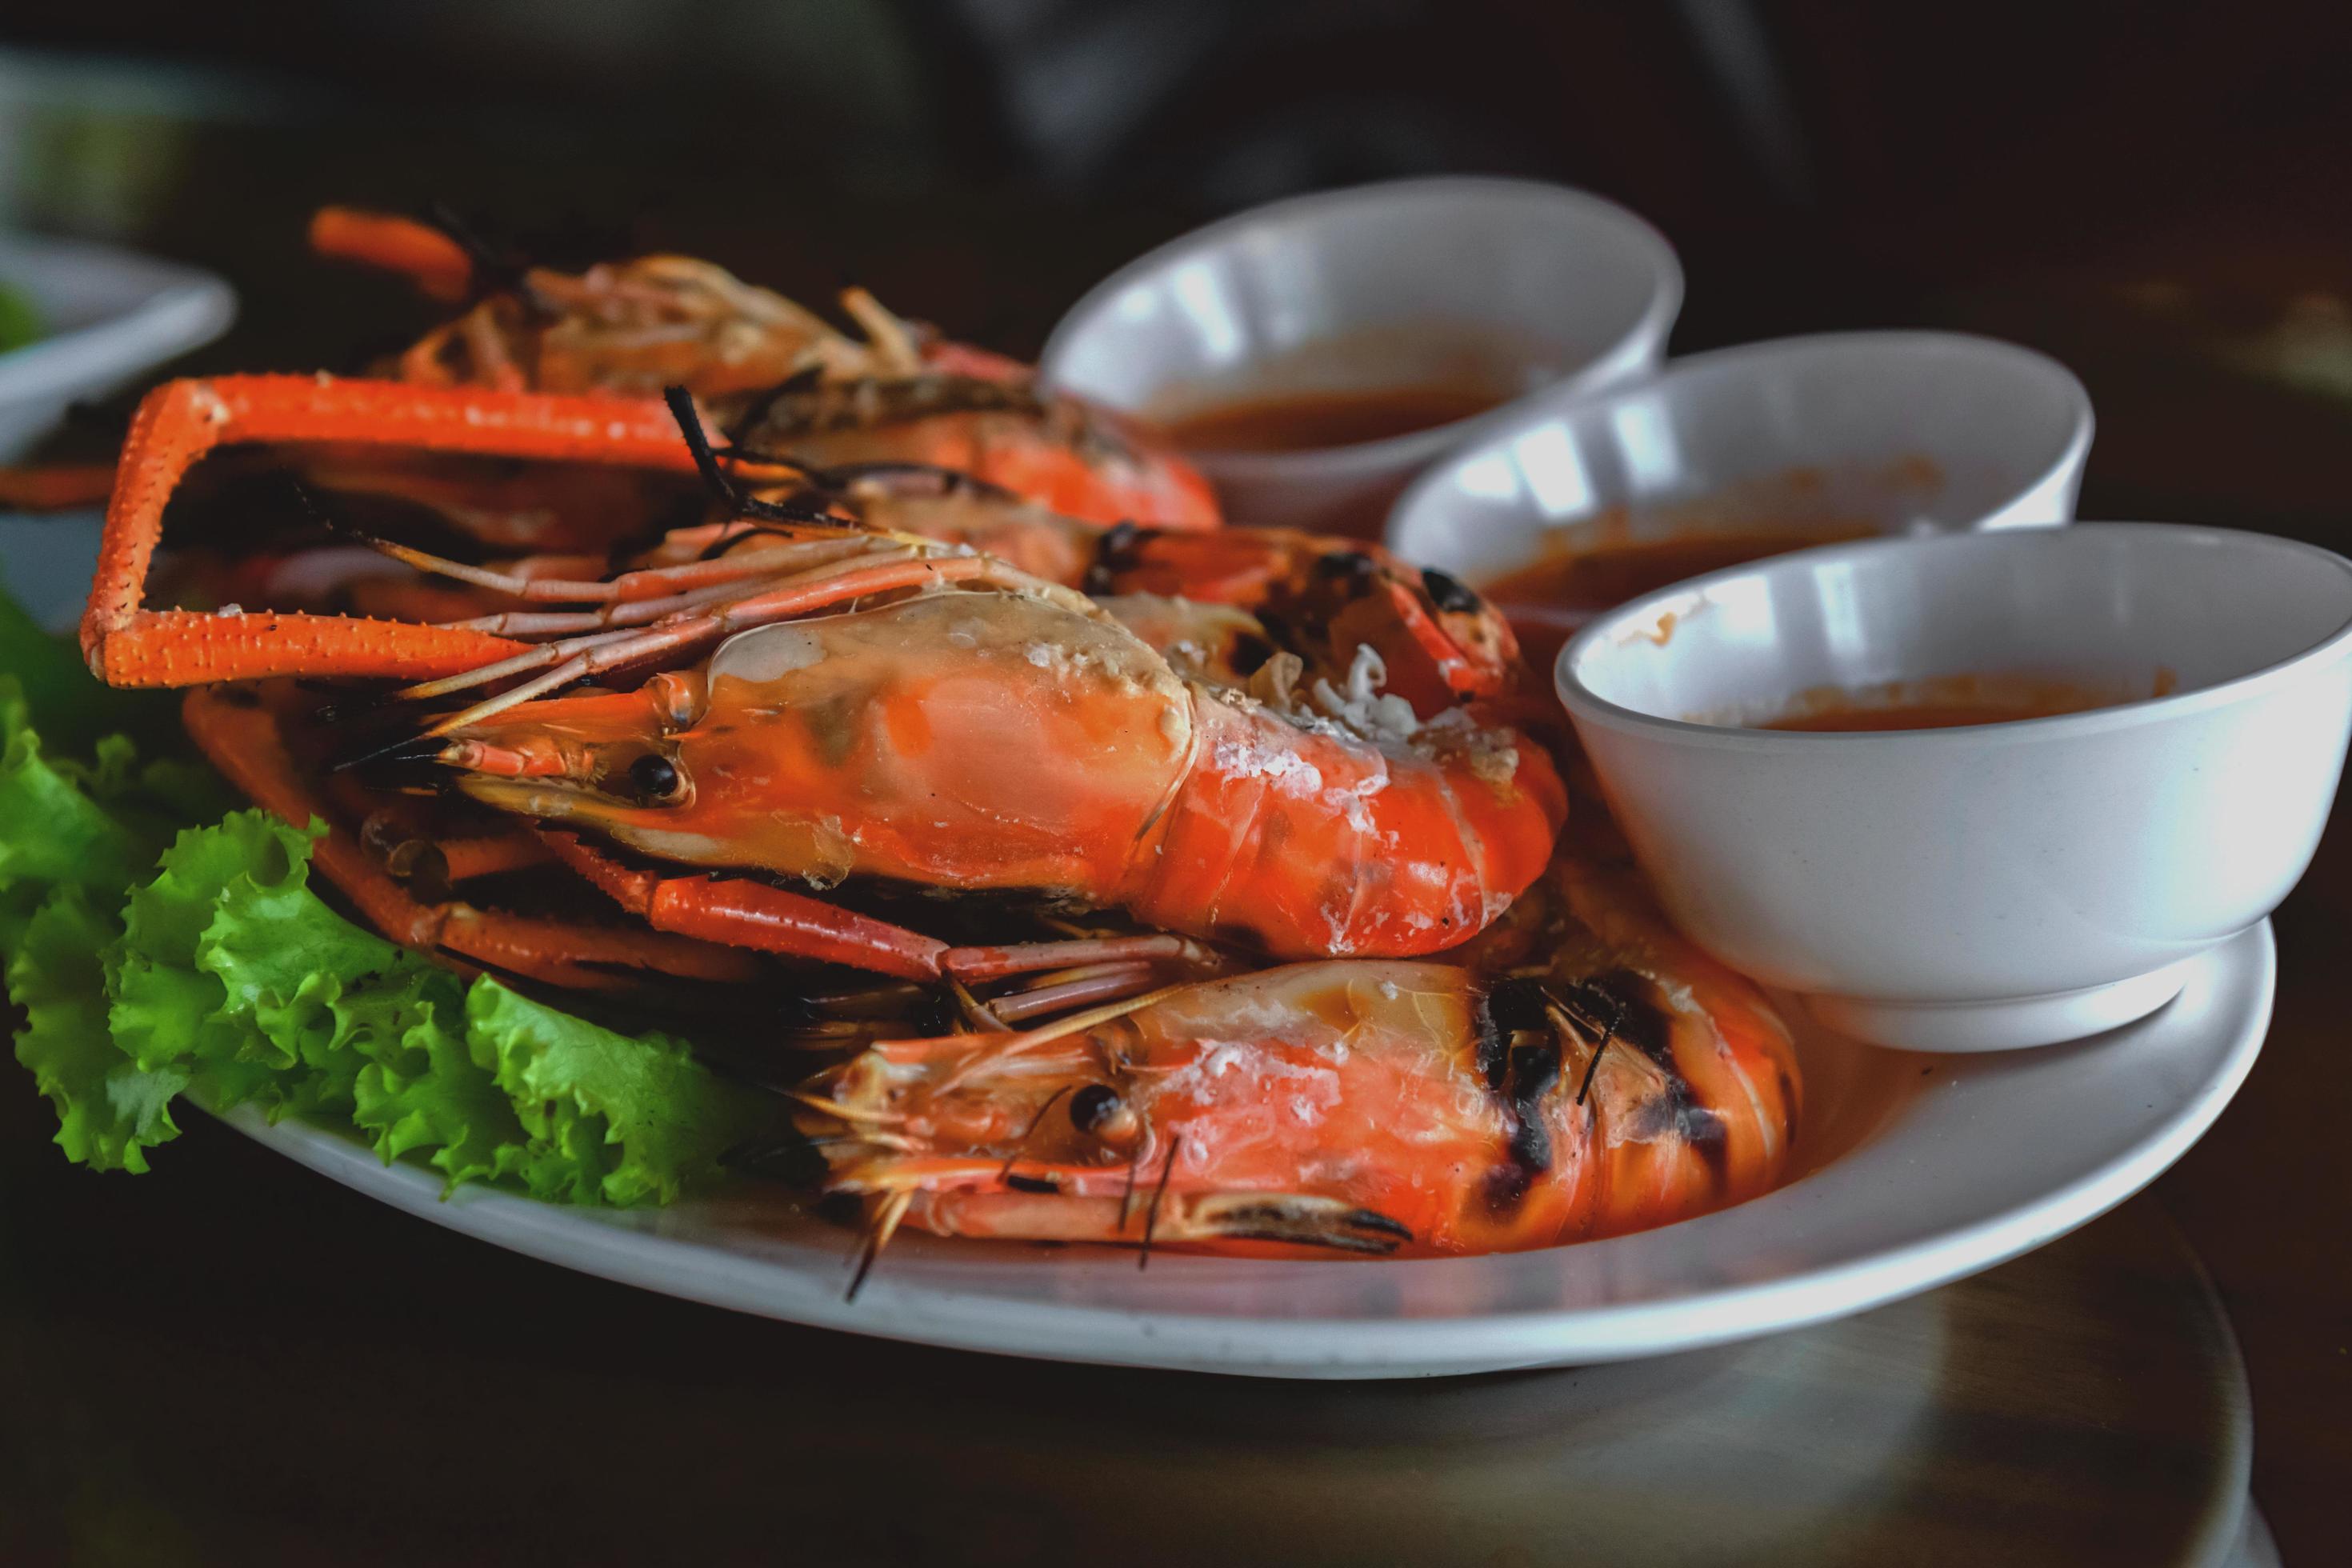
[1386, 331, 2092, 654]
[1557, 523, 2352, 1051]
[1040, 176, 1679, 533]
[0, 230, 234, 461]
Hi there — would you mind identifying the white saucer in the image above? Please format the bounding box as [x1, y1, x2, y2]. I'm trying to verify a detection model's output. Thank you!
[209, 922, 2271, 1379]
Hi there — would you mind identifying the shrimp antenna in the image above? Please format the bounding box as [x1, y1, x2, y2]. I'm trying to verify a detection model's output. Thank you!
[996, 1085, 1072, 1186]
[844, 1189, 913, 1303]
[1137, 1134, 1182, 1272]
[1569, 985, 1629, 1107]
[662, 384, 846, 528]
[286, 477, 498, 600]
[1115, 1140, 1146, 1232]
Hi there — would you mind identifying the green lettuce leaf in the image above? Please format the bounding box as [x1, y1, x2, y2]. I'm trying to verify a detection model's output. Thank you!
[0, 682, 148, 915]
[9, 882, 188, 1172]
[470, 982, 769, 1207]
[2, 649, 772, 1206]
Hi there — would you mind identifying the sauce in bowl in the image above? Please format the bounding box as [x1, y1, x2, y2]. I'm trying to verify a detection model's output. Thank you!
[1734, 673, 2172, 732]
[1475, 459, 1946, 671]
[1764, 700, 2100, 732]
[1163, 384, 1506, 454]
[1487, 522, 1878, 669]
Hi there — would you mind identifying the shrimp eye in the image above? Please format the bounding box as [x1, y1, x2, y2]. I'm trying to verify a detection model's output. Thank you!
[1070, 1083, 1119, 1132]
[1082, 519, 1151, 594]
[1070, 1083, 1133, 1143]
[629, 752, 684, 802]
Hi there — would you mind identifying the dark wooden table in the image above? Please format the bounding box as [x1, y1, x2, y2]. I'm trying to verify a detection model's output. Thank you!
[0, 1092, 2260, 1566]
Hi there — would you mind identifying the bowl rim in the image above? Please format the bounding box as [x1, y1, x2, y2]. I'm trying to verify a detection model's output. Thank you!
[1553, 521, 2352, 749]
[1386, 326, 2096, 558]
[1036, 174, 1683, 472]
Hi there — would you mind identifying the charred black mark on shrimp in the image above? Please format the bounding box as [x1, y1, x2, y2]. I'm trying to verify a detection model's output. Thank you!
[1592, 970, 1671, 1061]
[1202, 1198, 1410, 1254]
[1502, 1041, 1561, 1175]
[1419, 566, 1483, 614]
[722, 365, 826, 444]
[1312, 550, 1381, 596]
[1598, 968, 1730, 1186]
[1475, 978, 1567, 1213]
[1474, 976, 1550, 1090]
[735, 374, 1045, 441]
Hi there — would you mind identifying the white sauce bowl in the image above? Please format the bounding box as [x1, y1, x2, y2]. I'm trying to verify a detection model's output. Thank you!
[1387, 330, 2093, 610]
[1039, 177, 1680, 533]
[1556, 523, 2352, 1051]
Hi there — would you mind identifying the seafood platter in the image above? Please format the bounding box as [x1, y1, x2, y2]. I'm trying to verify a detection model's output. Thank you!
[2, 185, 2342, 1377]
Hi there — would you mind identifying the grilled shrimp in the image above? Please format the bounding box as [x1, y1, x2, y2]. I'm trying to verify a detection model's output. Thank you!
[433, 564, 1564, 959]
[312, 206, 1218, 530]
[799, 852, 1800, 1259]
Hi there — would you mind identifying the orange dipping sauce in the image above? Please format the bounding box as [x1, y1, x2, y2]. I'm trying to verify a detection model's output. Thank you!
[1481, 526, 1881, 612]
[1162, 384, 1505, 454]
[1487, 524, 1876, 670]
[1765, 700, 2105, 731]
[1742, 673, 2169, 732]
[1474, 459, 1946, 671]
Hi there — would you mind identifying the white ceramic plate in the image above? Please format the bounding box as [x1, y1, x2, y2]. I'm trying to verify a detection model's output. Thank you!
[0, 229, 235, 460]
[209, 922, 2270, 1379]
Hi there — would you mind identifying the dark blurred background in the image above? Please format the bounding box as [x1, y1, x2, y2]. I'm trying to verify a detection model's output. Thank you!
[6, 0, 2352, 532]
[4, 3, 2349, 1561]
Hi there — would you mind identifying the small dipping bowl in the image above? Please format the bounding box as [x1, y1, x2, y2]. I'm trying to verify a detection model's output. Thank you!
[1556, 523, 2352, 1052]
[1039, 177, 1680, 534]
[1388, 331, 2094, 670]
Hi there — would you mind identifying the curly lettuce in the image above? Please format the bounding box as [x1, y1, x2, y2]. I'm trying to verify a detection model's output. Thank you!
[2, 606, 771, 1203]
